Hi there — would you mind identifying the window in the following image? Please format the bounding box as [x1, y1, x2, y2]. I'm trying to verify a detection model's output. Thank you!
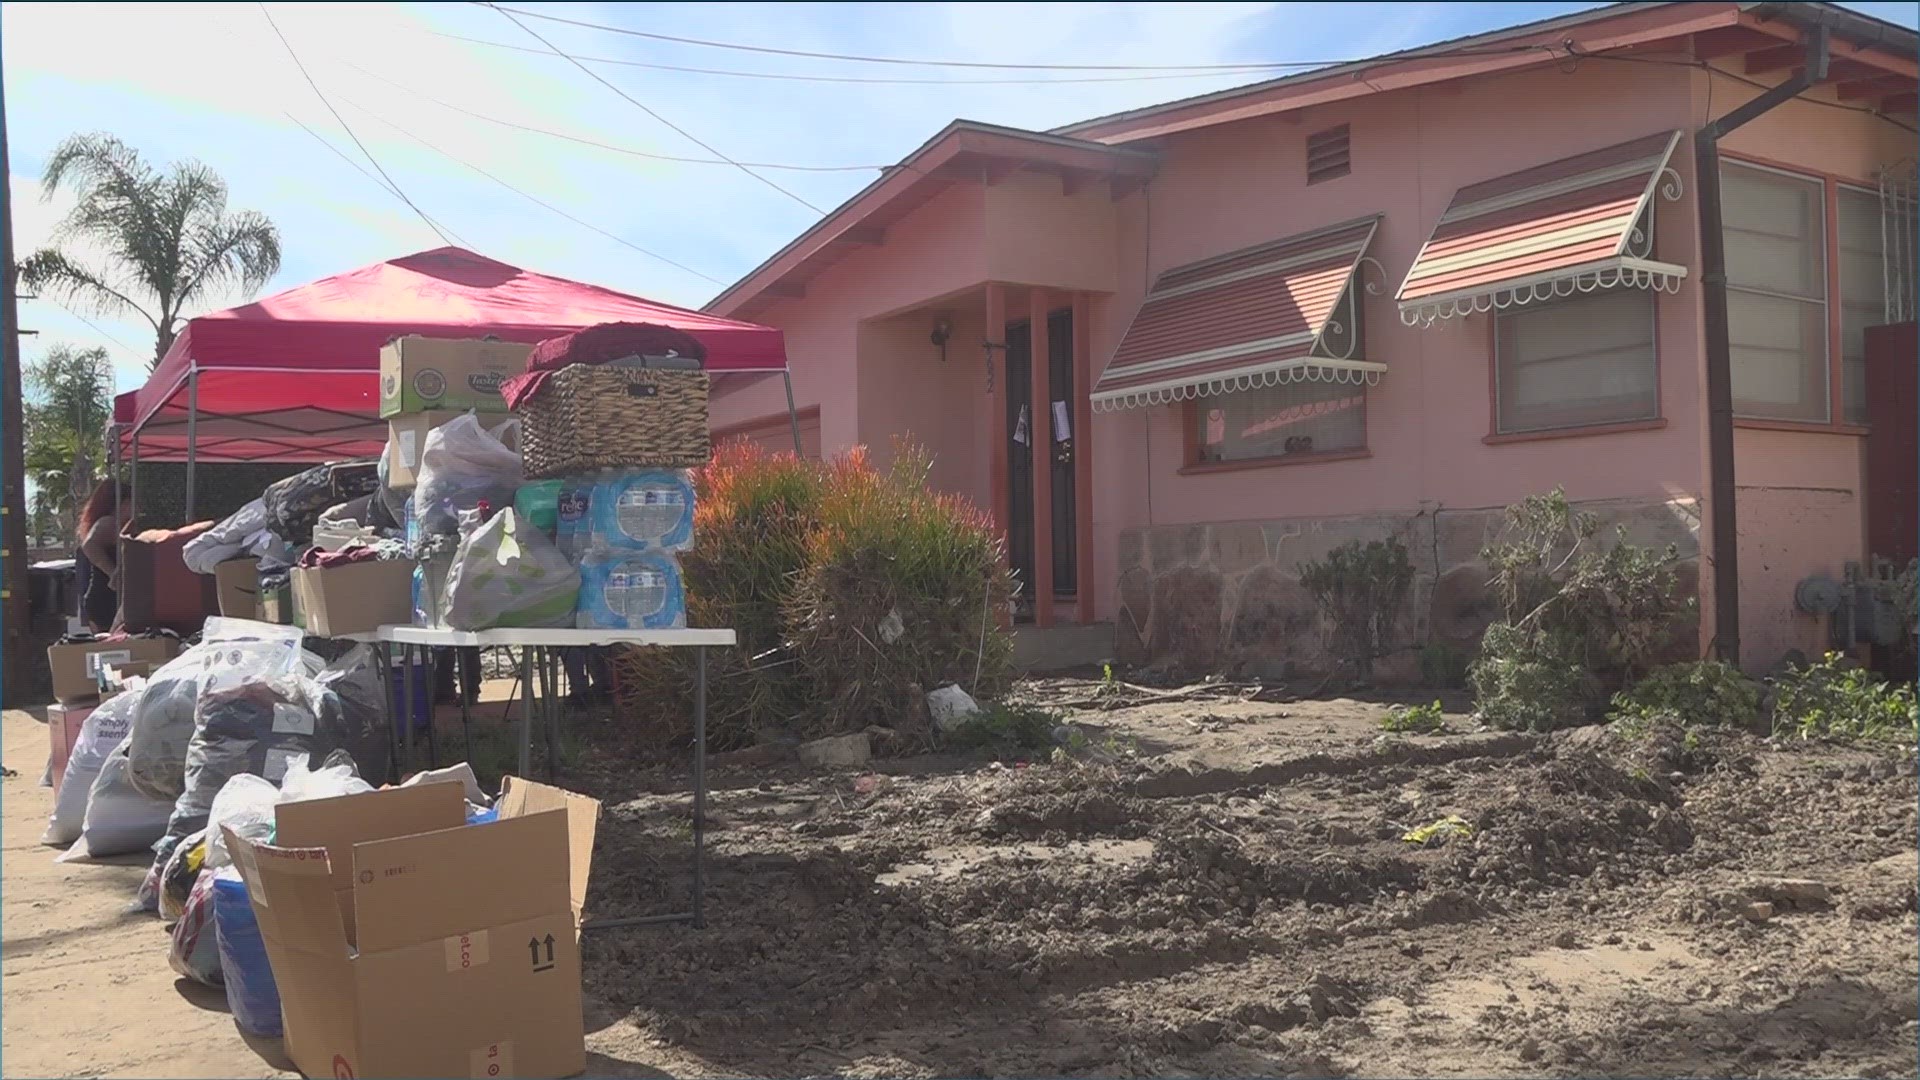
[1838, 185, 1885, 425]
[1194, 379, 1365, 464]
[1493, 289, 1657, 434]
[1722, 163, 1829, 422]
[1306, 125, 1350, 184]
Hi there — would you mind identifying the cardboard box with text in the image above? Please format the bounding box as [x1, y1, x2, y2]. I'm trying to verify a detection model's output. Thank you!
[46, 637, 178, 705]
[380, 337, 530, 417]
[225, 777, 600, 1080]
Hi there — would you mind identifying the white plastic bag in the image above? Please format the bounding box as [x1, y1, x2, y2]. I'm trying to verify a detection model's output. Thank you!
[927, 684, 983, 733]
[400, 762, 490, 806]
[59, 736, 174, 862]
[279, 750, 375, 803]
[200, 775, 279, 873]
[42, 692, 140, 846]
[183, 499, 272, 575]
[414, 413, 523, 534]
[444, 509, 580, 630]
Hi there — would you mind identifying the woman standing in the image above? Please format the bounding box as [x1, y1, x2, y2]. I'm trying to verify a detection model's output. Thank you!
[73, 479, 124, 633]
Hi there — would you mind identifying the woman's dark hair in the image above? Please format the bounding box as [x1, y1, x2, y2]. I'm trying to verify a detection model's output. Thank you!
[75, 478, 123, 544]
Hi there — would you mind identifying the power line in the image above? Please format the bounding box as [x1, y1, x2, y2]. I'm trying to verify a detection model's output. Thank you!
[344, 62, 896, 172]
[427, 28, 1293, 85]
[1562, 44, 1920, 135]
[483, 3, 1374, 72]
[284, 113, 473, 244]
[486, 3, 823, 214]
[45, 300, 144, 361]
[335, 96, 727, 287]
[259, 2, 464, 246]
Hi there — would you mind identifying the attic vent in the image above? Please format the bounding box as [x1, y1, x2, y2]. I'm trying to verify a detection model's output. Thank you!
[1307, 124, 1351, 185]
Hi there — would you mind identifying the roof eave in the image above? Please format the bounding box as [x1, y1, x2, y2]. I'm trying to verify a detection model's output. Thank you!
[703, 121, 1157, 317]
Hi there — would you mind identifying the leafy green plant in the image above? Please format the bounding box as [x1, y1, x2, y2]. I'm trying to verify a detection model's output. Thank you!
[1298, 536, 1415, 685]
[944, 703, 1062, 753]
[1772, 652, 1918, 745]
[1381, 699, 1448, 734]
[1403, 815, 1473, 845]
[1471, 489, 1690, 731]
[1609, 660, 1761, 734]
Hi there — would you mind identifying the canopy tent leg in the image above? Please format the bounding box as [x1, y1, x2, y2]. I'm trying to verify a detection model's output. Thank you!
[128, 431, 139, 530]
[184, 370, 198, 522]
[782, 370, 802, 456]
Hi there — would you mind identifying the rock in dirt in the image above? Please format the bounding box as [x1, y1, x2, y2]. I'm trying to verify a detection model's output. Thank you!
[1743, 901, 1775, 923]
[797, 733, 872, 768]
[710, 744, 794, 768]
[1757, 877, 1832, 907]
[1553, 929, 1580, 949]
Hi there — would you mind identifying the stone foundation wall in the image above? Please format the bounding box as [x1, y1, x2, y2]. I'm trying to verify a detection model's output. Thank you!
[1114, 497, 1701, 681]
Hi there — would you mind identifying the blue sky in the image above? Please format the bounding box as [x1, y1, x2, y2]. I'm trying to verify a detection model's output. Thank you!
[5, 1, 1916, 395]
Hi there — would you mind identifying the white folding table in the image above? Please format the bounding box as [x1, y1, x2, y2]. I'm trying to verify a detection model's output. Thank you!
[346, 625, 735, 929]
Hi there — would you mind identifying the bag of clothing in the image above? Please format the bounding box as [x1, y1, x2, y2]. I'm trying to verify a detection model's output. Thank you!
[126, 619, 308, 803]
[182, 499, 272, 575]
[168, 869, 224, 985]
[213, 869, 281, 1035]
[58, 736, 173, 862]
[42, 691, 139, 847]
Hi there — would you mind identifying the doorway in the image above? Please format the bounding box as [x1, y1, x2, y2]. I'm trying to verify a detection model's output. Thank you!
[1004, 307, 1078, 618]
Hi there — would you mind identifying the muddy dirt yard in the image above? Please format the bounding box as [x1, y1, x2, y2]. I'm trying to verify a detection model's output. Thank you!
[5, 678, 1917, 1078]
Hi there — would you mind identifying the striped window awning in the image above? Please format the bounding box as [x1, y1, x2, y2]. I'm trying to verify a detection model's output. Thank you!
[1091, 215, 1385, 412]
[1396, 130, 1687, 327]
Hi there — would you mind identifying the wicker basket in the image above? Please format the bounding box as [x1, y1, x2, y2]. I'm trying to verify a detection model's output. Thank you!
[520, 365, 711, 478]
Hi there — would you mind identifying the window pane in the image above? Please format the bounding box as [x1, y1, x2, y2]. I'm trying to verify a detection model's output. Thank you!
[1494, 289, 1657, 433]
[1197, 378, 1365, 462]
[1723, 165, 1825, 299]
[1729, 290, 1829, 422]
[1838, 188, 1885, 425]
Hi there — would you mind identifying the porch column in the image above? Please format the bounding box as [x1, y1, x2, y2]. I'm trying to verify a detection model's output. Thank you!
[984, 283, 1009, 558]
[1072, 291, 1094, 626]
[1028, 287, 1054, 628]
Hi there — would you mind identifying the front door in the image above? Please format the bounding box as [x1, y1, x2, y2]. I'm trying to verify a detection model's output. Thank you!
[1004, 308, 1078, 618]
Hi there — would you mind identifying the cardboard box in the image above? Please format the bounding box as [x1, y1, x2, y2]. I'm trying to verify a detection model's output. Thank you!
[380, 337, 530, 418]
[46, 637, 178, 705]
[213, 558, 261, 620]
[292, 560, 414, 637]
[385, 410, 467, 490]
[102, 661, 158, 694]
[48, 701, 94, 794]
[225, 777, 600, 1080]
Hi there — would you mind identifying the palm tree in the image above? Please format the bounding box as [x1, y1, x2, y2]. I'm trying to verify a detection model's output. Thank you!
[22, 343, 112, 538]
[19, 133, 282, 370]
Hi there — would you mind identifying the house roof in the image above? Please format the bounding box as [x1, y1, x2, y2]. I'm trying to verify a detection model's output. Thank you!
[706, 1, 1916, 318]
[703, 121, 1155, 320]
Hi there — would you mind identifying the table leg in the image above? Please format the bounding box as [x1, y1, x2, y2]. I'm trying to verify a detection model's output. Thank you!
[456, 646, 474, 763]
[399, 643, 415, 778]
[378, 641, 400, 784]
[543, 648, 560, 778]
[423, 646, 440, 769]
[518, 646, 534, 778]
[693, 645, 707, 928]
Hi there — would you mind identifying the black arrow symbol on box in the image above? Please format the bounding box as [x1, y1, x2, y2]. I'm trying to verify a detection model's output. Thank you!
[529, 934, 556, 972]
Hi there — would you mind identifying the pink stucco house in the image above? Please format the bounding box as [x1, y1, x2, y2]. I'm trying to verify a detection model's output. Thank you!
[708, 1, 1919, 677]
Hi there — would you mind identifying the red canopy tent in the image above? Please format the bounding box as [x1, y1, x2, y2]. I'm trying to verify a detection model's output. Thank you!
[113, 246, 789, 517]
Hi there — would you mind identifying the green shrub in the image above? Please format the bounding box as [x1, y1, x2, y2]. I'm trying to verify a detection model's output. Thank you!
[1471, 489, 1689, 731]
[1772, 652, 1918, 745]
[1299, 536, 1415, 684]
[943, 703, 1062, 753]
[787, 443, 1016, 734]
[1380, 699, 1447, 734]
[1609, 660, 1760, 734]
[614, 440, 1013, 750]
[1469, 622, 1593, 732]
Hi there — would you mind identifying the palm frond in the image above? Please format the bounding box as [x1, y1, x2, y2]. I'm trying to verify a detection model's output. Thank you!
[177, 209, 282, 307]
[17, 249, 158, 328]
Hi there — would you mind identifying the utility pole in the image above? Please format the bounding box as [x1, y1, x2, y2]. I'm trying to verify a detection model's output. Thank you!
[1, 62, 32, 708]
